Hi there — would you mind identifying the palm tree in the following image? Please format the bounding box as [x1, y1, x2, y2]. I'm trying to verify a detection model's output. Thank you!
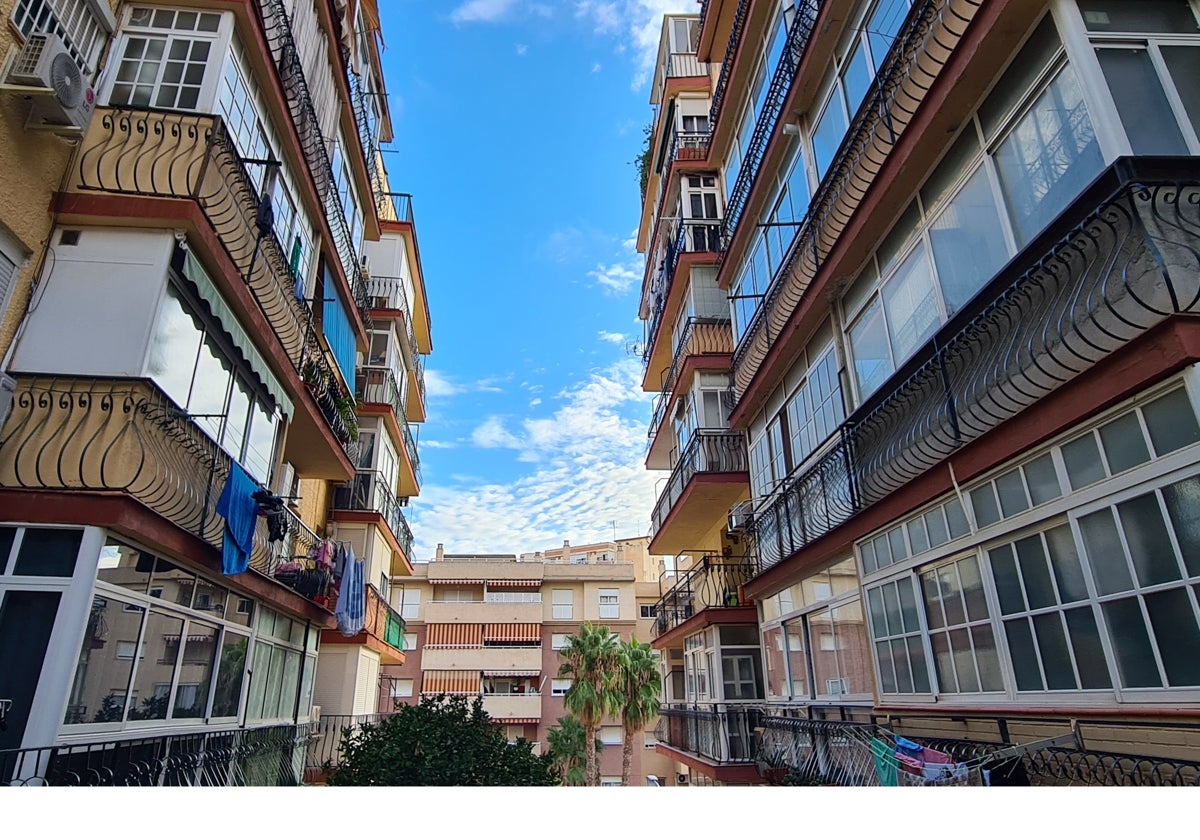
[546, 715, 602, 786]
[617, 637, 662, 786]
[558, 622, 620, 786]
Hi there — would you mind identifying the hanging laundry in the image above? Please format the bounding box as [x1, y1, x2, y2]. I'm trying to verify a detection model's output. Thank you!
[870, 737, 898, 786]
[217, 461, 259, 575]
[252, 489, 288, 542]
[335, 543, 365, 636]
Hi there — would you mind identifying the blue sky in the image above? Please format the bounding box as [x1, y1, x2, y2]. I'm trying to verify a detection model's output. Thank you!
[375, 1, 697, 560]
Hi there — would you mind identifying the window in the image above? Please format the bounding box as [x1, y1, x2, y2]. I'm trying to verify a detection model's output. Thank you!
[402, 633, 417, 651]
[390, 679, 414, 699]
[236, 598, 252, 614]
[551, 678, 572, 696]
[783, 345, 845, 468]
[400, 589, 420, 621]
[148, 276, 280, 482]
[599, 588, 619, 620]
[600, 777, 623, 787]
[552, 590, 573, 620]
[920, 556, 1004, 693]
[552, 633, 570, 650]
[644, 733, 658, 748]
[115, 640, 145, 660]
[865, 578, 931, 694]
[722, 654, 760, 700]
[108, 7, 224, 110]
[12, 0, 110, 73]
[600, 725, 623, 746]
[639, 604, 657, 619]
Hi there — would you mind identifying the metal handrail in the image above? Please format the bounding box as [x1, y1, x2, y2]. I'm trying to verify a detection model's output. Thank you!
[656, 702, 764, 764]
[647, 317, 734, 442]
[650, 431, 749, 537]
[652, 554, 759, 637]
[708, 0, 751, 132]
[332, 470, 414, 561]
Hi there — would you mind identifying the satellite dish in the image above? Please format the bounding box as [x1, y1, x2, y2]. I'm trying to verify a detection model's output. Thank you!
[50, 52, 83, 108]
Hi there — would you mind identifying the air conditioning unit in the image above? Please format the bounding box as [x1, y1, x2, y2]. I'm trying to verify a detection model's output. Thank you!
[727, 501, 754, 535]
[275, 461, 297, 502]
[4, 33, 95, 135]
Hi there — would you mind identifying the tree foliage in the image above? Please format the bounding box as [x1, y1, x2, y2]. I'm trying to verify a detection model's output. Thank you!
[633, 121, 654, 199]
[617, 637, 662, 786]
[558, 622, 621, 786]
[325, 694, 557, 786]
[545, 714, 603, 786]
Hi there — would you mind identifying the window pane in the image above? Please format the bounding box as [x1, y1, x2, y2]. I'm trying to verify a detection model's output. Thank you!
[881, 244, 940, 364]
[174, 622, 219, 718]
[190, 338, 232, 441]
[1032, 612, 1075, 690]
[1117, 494, 1182, 587]
[1045, 524, 1089, 603]
[833, 600, 872, 695]
[959, 556, 990, 622]
[925, 508, 949, 547]
[896, 577, 920, 632]
[931, 631, 956, 693]
[1062, 433, 1106, 490]
[1078, 508, 1135, 596]
[970, 485, 1001, 528]
[1143, 588, 1200, 687]
[875, 641, 898, 693]
[849, 299, 893, 398]
[949, 627, 979, 692]
[1102, 597, 1163, 688]
[1142, 388, 1200, 456]
[882, 583, 903, 636]
[223, 376, 252, 464]
[813, 95, 848, 180]
[1004, 618, 1044, 691]
[1064, 606, 1111, 689]
[211, 633, 248, 717]
[891, 639, 914, 693]
[13, 528, 82, 577]
[1162, 476, 1200, 576]
[1161, 46, 1200, 142]
[1015, 534, 1056, 610]
[972, 625, 1004, 691]
[929, 165, 1009, 314]
[988, 543, 1026, 615]
[866, 587, 888, 637]
[994, 66, 1104, 247]
[129, 610, 185, 720]
[867, 0, 910, 67]
[1077, 1, 1199, 34]
[906, 635, 931, 693]
[64, 597, 139, 724]
[263, 645, 287, 718]
[245, 402, 277, 484]
[1096, 47, 1187, 155]
[921, 572, 945, 630]
[841, 41, 871, 115]
[1023, 453, 1061, 506]
[1098, 412, 1151, 475]
[995, 469, 1029, 518]
[945, 497, 970, 538]
[937, 565, 966, 626]
[246, 642, 270, 719]
[149, 285, 202, 409]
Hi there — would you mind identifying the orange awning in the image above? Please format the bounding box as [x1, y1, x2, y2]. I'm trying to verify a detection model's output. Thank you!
[425, 623, 483, 647]
[486, 579, 541, 588]
[421, 670, 482, 695]
[483, 623, 541, 643]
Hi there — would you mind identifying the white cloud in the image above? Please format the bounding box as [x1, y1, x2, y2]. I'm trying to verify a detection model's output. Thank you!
[424, 369, 465, 398]
[422, 440, 459, 450]
[588, 262, 640, 295]
[408, 359, 659, 559]
[449, 0, 519, 24]
[598, 330, 625, 344]
[515, 43, 528, 55]
[591, 62, 603, 73]
[529, 397, 543, 407]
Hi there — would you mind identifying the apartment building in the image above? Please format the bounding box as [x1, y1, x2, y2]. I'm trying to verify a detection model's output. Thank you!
[380, 537, 676, 786]
[637, 0, 1200, 785]
[0, 0, 431, 786]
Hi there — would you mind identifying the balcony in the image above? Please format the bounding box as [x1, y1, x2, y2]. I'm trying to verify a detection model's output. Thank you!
[653, 555, 759, 640]
[651, 53, 712, 107]
[69, 106, 357, 474]
[422, 601, 544, 625]
[647, 318, 734, 466]
[656, 702, 763, 767]
[649, 431, 749, 555]
[482, 693, 543, 723]
[707, 0, 750, 132]
[1, 723, 312, 786]
[731, 0, 984, 401]
[0, 376, 342, 610]
[645, 128, 714, 261]
[306, 713, 389, 781]
[747, 160, 1200, 575]
[331, 470, 414, 572]
[321, 584, 406, 663]
[422, 646, 543, 673]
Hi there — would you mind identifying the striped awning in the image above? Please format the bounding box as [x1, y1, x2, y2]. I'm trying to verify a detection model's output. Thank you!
[483, 623, 541, 643]
[421, 670, 482, 695]
[486, 579, 541, 588]
[425, 623, 483, 647]
[493, 716, 539, 724]
[429, 578, 485, 585]
[482, 669, 540, 677]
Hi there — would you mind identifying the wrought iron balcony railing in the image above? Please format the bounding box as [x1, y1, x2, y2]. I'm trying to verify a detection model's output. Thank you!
[653, 554, 759, 638]
[642, 220, 724, 367]
[0, 376, 338, 606]
[645, 128, 714, 261]
[73, 107, 358, 464]
[648, 317, 734, 440]
[348, 69, 386, 213]
[305, 713, 393, 778]
[332, 469, 414, 562]
[378, 191, 415, 225]
[651, 431, 749, 537]
[256, 0, 367, 305]
[356, 365, 404, 418]
[719, 0, 818, 248]
[363, 583, 406, 650]
[731, 0, 983, 400]
[656, 702, 764, 764]
[0, 723, 312, 786]
[747, 161, 1200, 575]
[708, 0, 750, 133]
[365, 274, 419, 354]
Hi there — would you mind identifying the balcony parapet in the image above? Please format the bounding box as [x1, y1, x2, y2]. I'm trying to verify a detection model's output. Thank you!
[332, 469, 414, 562]
[747, 162, 1200, 575]
[731, 0, 983, 401]
[656, 702, 763, 765]
[650, 431, 749, 537]
[642, 221, 724, 369]
[653, 554, 759, 638]
[648, 318, 733, 439]
[0, 376, 337, 607]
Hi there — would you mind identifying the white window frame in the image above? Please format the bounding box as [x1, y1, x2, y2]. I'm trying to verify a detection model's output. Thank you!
[10, 0, 114, 74]
[551, 678, 572, 697]
[599, 588, 620, 620]
[552, 589, 573, 620]
[551, 633, 570, 650]
[390, 678, 414, 699]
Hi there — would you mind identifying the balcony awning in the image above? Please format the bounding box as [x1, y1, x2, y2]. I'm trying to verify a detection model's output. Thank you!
[483, 623, 541, 643]
[425, 623, 483, 647]
[486, 579, 541, 588]
[493, 716, 539, 724]
[429, 578, 485, 585]
[483, 669, 540, 677]
[421, 670, 481, 695]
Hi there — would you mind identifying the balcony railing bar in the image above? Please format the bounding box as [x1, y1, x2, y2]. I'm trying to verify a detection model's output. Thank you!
[708, 0, 751, 133]
[650, 431, 749, 537]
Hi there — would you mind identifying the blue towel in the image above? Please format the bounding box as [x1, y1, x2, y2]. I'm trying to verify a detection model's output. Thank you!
[216, 461, 258, 575]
